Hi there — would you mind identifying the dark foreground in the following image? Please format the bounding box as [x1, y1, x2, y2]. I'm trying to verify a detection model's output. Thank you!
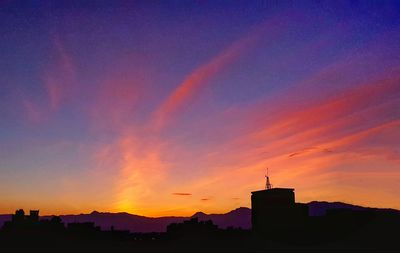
[1, 210, 399, 253]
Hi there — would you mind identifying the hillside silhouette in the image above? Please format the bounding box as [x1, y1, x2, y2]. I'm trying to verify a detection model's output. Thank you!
[308, 201, 400, 216]
[6, 207, 250, 233]
[1, 202, 398, 233]
[1, 183, 399, 251]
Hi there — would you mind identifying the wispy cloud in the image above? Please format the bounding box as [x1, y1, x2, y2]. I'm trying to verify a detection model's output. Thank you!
[111, 135, 169, 213]
[288, 147, 333, 158]
[151, 14, 291, 129]
[172, 193, 192, 196]
[89, 74, 143, 132]
[22, 98, 42, 124]
[42, 34, 77, 111]
[157, 69, 400, 212]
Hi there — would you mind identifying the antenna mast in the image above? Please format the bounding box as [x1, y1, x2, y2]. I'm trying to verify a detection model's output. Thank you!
[265, 168, 273, 190]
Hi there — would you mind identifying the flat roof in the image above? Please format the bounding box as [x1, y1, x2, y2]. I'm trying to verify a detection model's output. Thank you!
[251, 188, 294, 194]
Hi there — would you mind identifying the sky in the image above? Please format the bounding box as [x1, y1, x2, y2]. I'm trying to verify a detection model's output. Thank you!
[0, 0, 399, 216]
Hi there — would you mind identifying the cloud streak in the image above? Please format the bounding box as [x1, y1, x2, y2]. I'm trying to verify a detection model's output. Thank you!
[152, 14, 292, 129]
[172, 193, 192, 196]
[22, 98, 42, 124]
[155, 64, 400, 212]
[43, 34, 77, 111]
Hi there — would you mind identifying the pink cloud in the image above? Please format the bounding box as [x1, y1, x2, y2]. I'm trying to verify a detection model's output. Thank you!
[42, 34, 77, 111]
[89, 77, 141, 132]
[152, 13, 292, 129]
[22, 99, 42, 124]
[160, 71, 400, 211]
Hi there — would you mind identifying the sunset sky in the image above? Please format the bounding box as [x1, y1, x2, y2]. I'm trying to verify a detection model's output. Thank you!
[1, 1, 399, 216]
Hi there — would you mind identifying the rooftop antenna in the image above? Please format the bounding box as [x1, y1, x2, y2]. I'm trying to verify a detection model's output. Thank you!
[265, 168, 273, 190]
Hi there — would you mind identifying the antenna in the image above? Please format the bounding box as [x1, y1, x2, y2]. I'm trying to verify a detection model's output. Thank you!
[265, 168, 273, 190]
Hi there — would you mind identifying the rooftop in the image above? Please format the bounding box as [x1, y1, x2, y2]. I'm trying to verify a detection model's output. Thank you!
[251, 188, 294, 195]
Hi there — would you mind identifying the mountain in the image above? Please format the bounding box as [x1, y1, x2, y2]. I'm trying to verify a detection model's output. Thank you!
[0, 208, 251, 233]
[192, 207, 251, 229]
[54, 212, 187, 233]
[308, 201, 400, 216]
[45, 207, 252, 233]
[1, 202, 398, 232]
[0, 215, 11, 228]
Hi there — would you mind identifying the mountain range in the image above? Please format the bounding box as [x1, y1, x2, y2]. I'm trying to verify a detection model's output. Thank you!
[1, 201, 398, 233]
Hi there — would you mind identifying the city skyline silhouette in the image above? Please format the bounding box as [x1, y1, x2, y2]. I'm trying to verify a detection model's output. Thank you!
[1, 1, 400, 217]
[1, 185, 399, 251]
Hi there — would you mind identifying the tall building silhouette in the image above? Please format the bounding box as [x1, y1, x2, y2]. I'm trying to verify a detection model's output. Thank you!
[251, 187, 308, 233]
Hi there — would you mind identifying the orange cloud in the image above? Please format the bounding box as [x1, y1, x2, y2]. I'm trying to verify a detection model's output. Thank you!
[111, 135, 168, 214]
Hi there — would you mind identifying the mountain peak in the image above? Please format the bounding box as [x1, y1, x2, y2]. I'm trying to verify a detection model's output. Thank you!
[192, 211, 207, 217]
[226, 207, 251, 215]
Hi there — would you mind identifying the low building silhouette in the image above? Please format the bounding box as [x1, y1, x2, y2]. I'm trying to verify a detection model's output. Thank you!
[166, 217, 218, 238]
[8, 209, 40, 226]
[2, 209, 133, 242]
[27, 210, 39, 222]
[67, 222, 100, 233]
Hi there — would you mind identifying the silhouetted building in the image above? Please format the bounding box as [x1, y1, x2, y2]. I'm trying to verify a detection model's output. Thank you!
[28, 210, 39, 222]
[167, 218, 218, 238]
[67, 222, 100, 233]
[251, 188, 308, 233]
[9, 209, 40, 225]
[11, 209, 25, 223]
